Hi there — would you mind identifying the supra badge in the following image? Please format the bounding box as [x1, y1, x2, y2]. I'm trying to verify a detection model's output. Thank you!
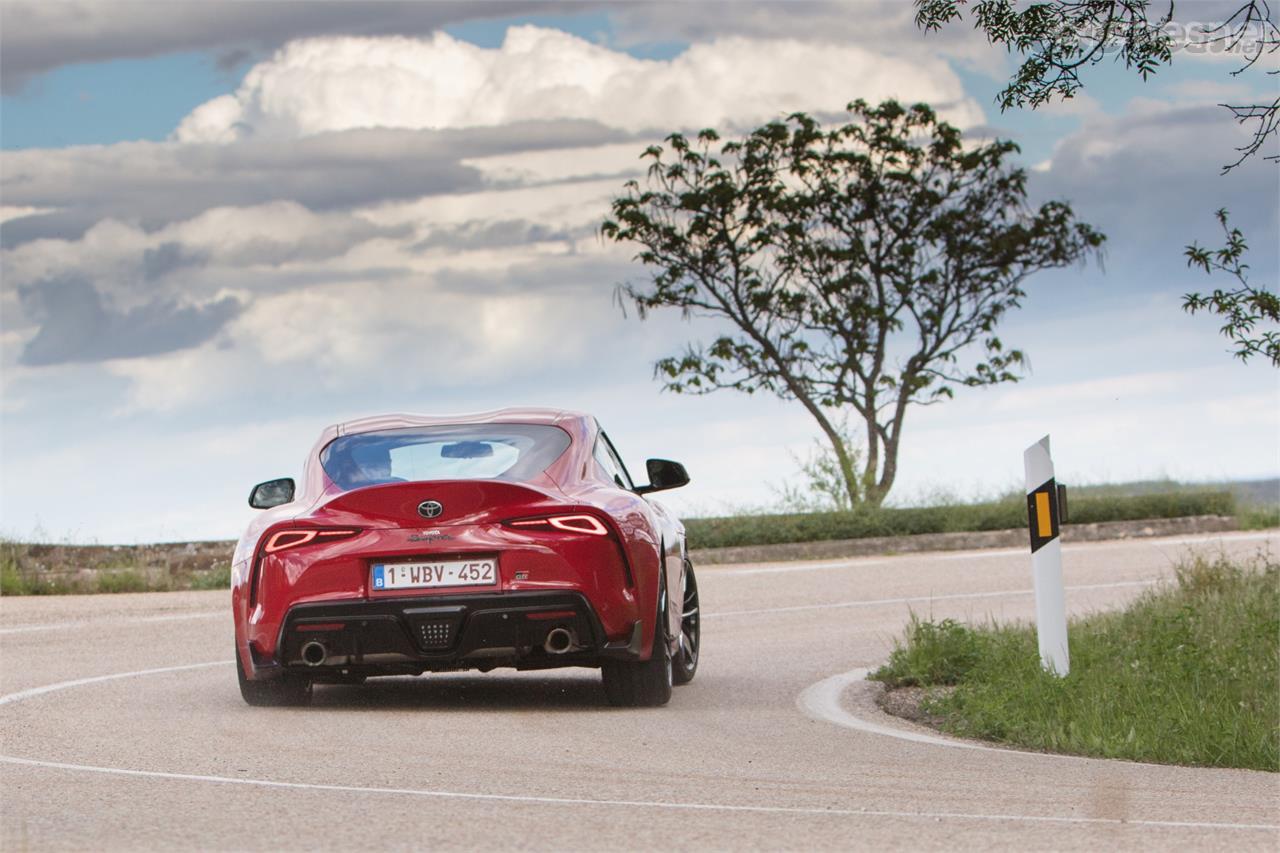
[408, 529, 453, 543]
[417, 500, 444, 519]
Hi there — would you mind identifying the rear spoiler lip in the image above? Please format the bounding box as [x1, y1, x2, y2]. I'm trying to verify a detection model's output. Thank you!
[308, 478, 573, 527]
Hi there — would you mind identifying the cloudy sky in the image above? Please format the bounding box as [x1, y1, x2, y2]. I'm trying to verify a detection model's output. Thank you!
[1, 1, 1277, 544]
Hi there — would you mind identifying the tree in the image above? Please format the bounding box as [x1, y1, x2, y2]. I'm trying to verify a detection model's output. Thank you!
[1184, 208, 1280, 366]
[914, 0, 1279, 170]
[602, 100, 1105, 507]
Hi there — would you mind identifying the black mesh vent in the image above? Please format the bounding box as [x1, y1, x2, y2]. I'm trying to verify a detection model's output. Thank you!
[412, 618, 457, 651]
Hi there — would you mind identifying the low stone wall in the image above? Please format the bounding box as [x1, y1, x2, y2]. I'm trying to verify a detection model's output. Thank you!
[688, 515, 1242, 565]
[3, 515, 1249, 581]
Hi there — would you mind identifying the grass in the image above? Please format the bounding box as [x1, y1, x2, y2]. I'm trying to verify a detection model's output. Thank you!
[1239, 505, 1280, 531]
[871, 552, 1280, 771]
[1, 477, 1270, 594]
[871, 616, 985, 686]
[189, 564, 232, 590]
[92, 569, 156, 594]
[685, 491, 1239, 550]
[0, 541, 230, 595]
[1, 559, 72, 595]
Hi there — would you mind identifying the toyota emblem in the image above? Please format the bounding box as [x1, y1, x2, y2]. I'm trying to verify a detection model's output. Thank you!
[417, 500, 444, 519]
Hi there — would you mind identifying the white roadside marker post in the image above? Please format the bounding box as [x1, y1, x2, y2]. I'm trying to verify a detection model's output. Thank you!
[1024, 435, 1069, 677]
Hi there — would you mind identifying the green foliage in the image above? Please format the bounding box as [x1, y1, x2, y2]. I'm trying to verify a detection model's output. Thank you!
[189, 564, 232, 590]
[686, 491, 1235, 550]
[914, 1, 1278, 170]
[874, 553, 1279, 770]
[1184, 208, 1279, 367]
[94, 570, 156, 594]
[915, 1, 1174, 110]
[0, 538, 234, 595]
[1238, 505, 1280, 530]
[872, 615, 987, 687]
[1, 541, 67, 594]
[603, 99, 1103, 507]
[1, 562, 68, 595]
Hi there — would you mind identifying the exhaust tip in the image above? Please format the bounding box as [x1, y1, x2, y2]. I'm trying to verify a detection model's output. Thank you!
[543, 627, 574, 655]
[301, 641, 327, 666]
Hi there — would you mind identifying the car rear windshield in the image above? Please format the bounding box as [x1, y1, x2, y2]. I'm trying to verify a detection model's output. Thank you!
[320, 423, 571, 491]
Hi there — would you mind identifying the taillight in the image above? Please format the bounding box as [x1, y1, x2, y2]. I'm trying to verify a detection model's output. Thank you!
[249, 528, 360, 608]
[505, 514, 610, 536]
[263, 528, 360, 554]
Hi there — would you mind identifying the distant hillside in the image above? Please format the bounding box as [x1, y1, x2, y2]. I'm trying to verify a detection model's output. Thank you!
[1072, 478, 1278, 507]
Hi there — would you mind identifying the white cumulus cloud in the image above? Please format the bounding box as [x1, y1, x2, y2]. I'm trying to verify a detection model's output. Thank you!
[175, 26, 984, 143]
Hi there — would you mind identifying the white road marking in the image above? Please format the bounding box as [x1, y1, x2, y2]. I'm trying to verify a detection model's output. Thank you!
[1, 752, 1275, 831]
[0, 655, 1274, 832]
[800, 668, 1046, 756]
[716, 559, 889, 576]
[707, 579, 1155, 619]
[0, 611, 224, 636]
[933, 547, 1035, 561]
[0, 661, 230, 706]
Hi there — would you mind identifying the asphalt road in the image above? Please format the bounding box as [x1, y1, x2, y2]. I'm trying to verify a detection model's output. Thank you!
[2, 532, 1277, 851]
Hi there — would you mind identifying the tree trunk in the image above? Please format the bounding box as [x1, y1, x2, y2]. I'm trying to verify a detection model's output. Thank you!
[817, 421, 860, 510]
[867, 404, 906, 507]
[861, 410, 882, 508]
[870, 434, 899, 508]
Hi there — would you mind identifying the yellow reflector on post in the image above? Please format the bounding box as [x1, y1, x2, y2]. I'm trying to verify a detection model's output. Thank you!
[1035, 491, 1053, 538]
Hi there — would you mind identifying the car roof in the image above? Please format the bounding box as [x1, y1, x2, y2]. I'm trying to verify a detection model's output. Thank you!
[331, 407, 591, 437]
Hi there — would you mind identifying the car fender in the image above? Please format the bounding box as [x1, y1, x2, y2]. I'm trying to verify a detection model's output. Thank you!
[644, 497, 686, 649]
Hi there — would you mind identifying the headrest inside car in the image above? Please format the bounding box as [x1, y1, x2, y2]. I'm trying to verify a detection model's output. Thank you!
[440, 441, 495, 459]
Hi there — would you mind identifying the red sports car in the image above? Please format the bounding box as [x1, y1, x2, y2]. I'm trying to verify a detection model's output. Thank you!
[232, 408, 699, 707]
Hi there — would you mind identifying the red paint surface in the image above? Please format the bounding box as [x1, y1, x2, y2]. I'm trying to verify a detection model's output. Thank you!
[232, 408, 686, 680]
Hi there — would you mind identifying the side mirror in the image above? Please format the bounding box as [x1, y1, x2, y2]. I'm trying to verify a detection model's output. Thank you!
[249, 477, 295, 509]
[636, 459, 689, 494]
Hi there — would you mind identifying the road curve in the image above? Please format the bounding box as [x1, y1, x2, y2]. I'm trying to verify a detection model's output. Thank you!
[2, 532, 1277, 850]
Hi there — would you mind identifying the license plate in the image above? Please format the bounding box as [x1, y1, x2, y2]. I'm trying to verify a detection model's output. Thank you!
[372, 558, 497, 591]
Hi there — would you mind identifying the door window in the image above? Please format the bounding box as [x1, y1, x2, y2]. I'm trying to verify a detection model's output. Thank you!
[593, 430, 635, 490]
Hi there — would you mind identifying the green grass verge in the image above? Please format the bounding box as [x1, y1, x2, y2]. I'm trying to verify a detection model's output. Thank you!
[1, 482, 1267, 594]
[1, 542, 231, 595]
[686, 491, 1238, 550]
[1, 561, 72, 595]
[188, 564, 232, 590]
[1239, 505, 1280, 531]
[871, 552, 1279, 771]
[92, 570, 157, 594]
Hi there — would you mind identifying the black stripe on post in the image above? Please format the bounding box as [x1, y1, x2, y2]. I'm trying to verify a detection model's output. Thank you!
[1026, 477, 1061, 553]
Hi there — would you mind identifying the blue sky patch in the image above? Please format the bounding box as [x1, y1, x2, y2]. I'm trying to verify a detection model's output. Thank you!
[2, 51, 252, 149]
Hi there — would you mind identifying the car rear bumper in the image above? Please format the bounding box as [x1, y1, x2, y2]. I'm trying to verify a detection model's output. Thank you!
[247, 591, 644, 680]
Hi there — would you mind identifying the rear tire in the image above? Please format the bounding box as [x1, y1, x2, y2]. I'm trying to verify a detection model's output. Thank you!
[673, 559, 700, 685]
[236, 643, 312, 707]
[601, 573, 673, 707]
